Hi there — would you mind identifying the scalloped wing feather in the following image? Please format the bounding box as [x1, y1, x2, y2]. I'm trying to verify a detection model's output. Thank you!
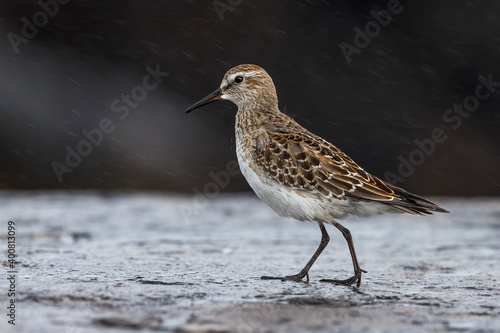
[254, 130, 449, 215]
[254, 131, 398, 202]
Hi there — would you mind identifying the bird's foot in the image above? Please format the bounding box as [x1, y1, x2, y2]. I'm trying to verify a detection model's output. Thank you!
[320, 268, 367, 288]
[261, 270, 309, 283]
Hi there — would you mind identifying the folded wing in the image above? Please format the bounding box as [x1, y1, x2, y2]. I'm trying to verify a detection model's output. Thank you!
[254, 131, 448, 215]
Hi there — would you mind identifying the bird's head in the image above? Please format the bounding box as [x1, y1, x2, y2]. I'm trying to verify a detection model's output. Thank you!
[185, 64, 278, 113]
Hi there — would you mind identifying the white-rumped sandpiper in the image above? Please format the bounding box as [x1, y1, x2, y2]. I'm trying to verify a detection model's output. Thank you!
[186, 64, 448, 287]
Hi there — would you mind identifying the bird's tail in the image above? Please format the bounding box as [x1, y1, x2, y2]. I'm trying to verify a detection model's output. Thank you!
[385, 185, 450, 216]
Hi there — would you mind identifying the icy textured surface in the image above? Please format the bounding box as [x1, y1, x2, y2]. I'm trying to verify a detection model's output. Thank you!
[0, 192, 499, 332]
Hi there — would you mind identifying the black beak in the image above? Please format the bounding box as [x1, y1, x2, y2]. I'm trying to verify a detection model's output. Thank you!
[185, 88, 223, 113]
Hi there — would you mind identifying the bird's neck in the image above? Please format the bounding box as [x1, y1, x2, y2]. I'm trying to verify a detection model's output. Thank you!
[236, 101, 280, 131]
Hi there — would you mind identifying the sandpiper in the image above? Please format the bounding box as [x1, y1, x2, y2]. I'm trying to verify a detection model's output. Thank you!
[186, 64, 448, 287]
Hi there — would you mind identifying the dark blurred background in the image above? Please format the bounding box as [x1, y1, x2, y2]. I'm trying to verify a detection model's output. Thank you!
[0, 0, 498, 195]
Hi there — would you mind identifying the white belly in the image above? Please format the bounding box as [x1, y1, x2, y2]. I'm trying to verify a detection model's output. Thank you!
[235, 134, 392, 222]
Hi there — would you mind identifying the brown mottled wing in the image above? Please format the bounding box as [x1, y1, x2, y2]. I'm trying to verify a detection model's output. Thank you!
[254, 131, 399, 202]
[253, 128, 449, 215]
[254, 130, 449, 215]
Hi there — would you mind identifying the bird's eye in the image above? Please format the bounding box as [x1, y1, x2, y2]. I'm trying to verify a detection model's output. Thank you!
[234, 76, 243, 83]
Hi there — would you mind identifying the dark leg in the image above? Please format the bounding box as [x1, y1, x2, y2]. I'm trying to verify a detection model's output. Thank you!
[320, 221, 367, 288]
[261, 222, 330, 283]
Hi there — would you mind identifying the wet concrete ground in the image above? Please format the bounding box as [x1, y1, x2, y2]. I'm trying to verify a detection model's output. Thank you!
[0, 192, 499, 332]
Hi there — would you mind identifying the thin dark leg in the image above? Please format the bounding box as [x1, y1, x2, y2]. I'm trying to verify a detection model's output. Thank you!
[320, 221, 367, 288]
[261, 222, 330, 283]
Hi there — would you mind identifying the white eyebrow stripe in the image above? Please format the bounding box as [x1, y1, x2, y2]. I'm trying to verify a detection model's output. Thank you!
[242, 71, 261, 77]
